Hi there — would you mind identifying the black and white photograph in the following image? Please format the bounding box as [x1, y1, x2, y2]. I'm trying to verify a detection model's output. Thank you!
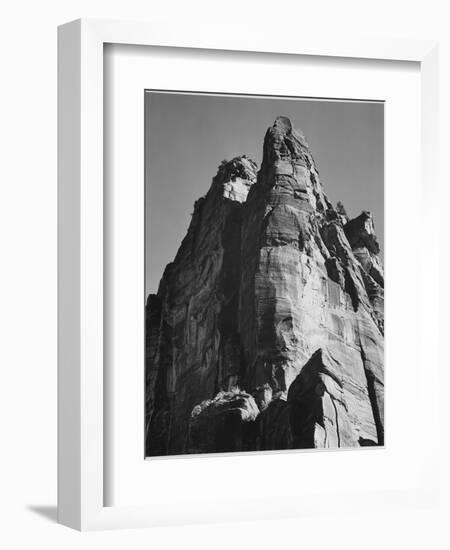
[144, 91, 384, 457]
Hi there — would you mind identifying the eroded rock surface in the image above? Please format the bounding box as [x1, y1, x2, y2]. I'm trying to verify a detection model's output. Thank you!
[145, 117, 384, 456]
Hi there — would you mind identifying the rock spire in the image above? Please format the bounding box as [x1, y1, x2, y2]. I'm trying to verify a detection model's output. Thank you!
[145, 117, 384, 456]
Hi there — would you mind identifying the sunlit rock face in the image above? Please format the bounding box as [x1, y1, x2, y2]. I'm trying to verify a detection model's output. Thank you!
[145, 117, 384, 456]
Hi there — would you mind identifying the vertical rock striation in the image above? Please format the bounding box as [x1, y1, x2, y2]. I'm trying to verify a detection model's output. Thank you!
[146, 117, 384, 456]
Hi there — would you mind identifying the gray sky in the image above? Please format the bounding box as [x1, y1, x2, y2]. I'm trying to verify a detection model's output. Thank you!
[145, 92, 384, 295]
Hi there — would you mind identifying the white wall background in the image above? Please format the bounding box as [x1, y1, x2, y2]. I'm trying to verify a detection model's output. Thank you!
[0, 1, 448, 547]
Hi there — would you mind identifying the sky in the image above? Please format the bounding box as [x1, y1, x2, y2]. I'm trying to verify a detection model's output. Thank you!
[145, 92, 384, 295]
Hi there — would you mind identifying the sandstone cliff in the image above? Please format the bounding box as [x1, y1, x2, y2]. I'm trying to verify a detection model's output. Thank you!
[145, 116, 384, 456]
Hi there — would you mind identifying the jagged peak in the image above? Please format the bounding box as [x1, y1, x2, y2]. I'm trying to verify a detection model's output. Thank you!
[273, 115, 308, 146]
[213, 155, 258, 186]
[273, 115, 292, 134]
[336, 201, 349, 223]
[252, 116, 333, 216]
[211, 155, 258, 203]
[262, 116, 310, 167]
[344, 211, 380, 255]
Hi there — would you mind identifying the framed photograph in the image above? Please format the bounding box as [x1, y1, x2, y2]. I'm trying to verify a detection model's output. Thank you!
[58, 19, 440, 530]
[143, 91, 385, 457]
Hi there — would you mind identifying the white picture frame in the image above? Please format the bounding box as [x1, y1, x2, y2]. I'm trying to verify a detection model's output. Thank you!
[58, 18, 440, 531]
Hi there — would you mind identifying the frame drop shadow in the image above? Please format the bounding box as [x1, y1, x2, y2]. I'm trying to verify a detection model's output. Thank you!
[27, 505, 57, 523]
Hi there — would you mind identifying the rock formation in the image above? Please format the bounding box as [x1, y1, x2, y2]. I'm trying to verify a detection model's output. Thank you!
[145, 116, 384, 456]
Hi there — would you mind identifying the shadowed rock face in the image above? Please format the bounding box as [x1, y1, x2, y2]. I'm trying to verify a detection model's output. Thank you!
[145, 117, 384, 456]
